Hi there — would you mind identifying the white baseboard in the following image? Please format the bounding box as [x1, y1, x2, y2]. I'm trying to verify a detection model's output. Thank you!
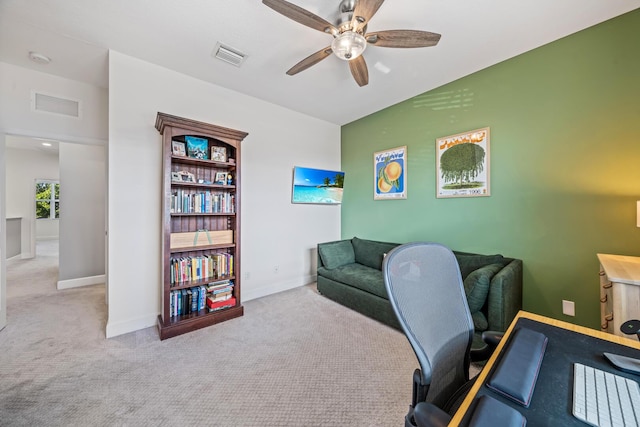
[106, 313, 158, 339]
[243, 274, 316, 302]
[7, 254, 21, 261]
[57, 274, 105, 290]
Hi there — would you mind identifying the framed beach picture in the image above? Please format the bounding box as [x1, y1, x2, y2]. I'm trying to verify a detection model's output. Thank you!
[291, 166, 345, 204]
[374, 146, 407, 200]
[436, 127, 490, 198]
[185, 136, 209, 160]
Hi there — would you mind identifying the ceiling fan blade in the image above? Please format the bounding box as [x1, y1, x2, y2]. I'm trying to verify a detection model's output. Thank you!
[349, 56, 369, 87]
[366, 30, 441, 48]
[286, 46, 333, 76]
[352, 0, 385, 32]
[263, 0, 336, 34]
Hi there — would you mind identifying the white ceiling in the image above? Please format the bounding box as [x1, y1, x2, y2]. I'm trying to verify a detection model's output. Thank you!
[0, 0, 638, 125]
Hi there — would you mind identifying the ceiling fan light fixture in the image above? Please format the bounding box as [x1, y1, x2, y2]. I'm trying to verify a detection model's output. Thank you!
[331, 31, 367, 61]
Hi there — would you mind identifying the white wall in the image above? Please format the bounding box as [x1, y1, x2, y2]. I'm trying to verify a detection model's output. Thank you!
[0, 62, 107, 144]
[58, 143, 106, 284]
[107, 51, 341, 337]
[0, 134, 6, 331]
[0, 61, 107, 299]
[5, 145, 60, 256]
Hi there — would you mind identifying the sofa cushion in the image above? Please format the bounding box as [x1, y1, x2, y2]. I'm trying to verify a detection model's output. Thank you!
[318, 240, 356, 270]
[464, 263, 504, 313]
[317, 263, 388, 299]
[455, 253, 505, 279]
[472, 311, 489, 332]
[352, 237, 399, 270]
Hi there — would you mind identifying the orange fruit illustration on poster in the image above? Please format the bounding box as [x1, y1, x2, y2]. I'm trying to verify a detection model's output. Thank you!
[377, 160, 403, 193]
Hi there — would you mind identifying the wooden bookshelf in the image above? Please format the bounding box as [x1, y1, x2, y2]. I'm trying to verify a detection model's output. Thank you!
[155, 112, 247, 340]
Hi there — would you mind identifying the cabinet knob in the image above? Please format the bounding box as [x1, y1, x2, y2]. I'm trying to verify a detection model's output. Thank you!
[600, 295, 608, 303]
[602, 282, 612, 289]
[602, 313, 613, 330]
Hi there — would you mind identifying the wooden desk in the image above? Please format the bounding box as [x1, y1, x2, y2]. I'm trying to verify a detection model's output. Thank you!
[450, 311, 640, 426]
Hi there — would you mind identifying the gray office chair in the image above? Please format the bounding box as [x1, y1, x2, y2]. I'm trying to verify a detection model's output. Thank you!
[382, 242, 500, 427]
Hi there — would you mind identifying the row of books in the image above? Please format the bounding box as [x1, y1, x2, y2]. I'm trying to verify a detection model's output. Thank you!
[170, 189, 235, 214]
[169, 280, 235, 317]
[170, 253, 234, 286]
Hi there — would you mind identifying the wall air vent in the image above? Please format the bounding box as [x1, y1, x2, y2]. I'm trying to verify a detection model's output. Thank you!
[31, 91, 81, 118]
[212, 43, 247, 67]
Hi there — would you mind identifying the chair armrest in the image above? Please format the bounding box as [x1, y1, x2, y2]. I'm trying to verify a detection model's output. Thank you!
[470, 330, 503, 362]
[413, 402, 451, 427]
[481, 330, 503, 347]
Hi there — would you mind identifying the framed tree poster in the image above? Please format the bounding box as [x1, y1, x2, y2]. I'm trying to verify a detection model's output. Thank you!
[436, 128, 490, 198]
[374, 146, 407, 200]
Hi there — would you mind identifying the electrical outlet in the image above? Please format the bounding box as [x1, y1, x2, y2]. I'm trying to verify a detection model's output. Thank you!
[562, 300, 575, 316]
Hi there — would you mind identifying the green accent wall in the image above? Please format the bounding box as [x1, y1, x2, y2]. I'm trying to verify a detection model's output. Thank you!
[340, 9, 640, 329]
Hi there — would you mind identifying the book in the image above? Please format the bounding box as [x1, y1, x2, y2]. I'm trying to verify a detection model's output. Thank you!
[208, 291, 232, 301]
[207, 296, 236, 310]
[191, 287, 199, 312]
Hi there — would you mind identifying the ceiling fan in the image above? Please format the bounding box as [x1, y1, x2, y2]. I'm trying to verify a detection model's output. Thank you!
[262, 0, 441, 87]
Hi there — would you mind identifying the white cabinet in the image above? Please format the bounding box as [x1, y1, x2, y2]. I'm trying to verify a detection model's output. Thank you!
[598, 254, 640, 340]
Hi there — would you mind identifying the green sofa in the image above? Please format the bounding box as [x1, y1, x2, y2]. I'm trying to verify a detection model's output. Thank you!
[316, 237, 523, 349]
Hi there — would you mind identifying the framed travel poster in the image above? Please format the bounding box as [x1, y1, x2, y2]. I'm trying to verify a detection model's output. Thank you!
[374, 146, 406, 200]
[291, 166, 345, 204]
[436, 127, 490, 198]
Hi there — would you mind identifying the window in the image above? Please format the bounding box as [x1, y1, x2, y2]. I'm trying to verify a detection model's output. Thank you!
[36, 180, 60, 219]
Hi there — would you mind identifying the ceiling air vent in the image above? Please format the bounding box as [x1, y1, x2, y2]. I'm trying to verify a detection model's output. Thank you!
[31, 92, 80, 118]
[213, 43, 247, 67]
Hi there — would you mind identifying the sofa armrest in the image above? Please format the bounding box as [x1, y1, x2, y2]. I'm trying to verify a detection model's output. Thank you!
[486, 259, 523, 332]
[317, 239, 352, 270]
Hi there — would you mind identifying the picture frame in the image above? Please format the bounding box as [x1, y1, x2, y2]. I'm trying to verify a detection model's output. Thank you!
[185, 136, 209, 160]
[211, 146, 227, 162]
[291, 166, 345, 204]
[172, 140, 186, 157]
[436, 127, 490, 198]
[215, 172, 228, 185]
[374, 146, 407, 200]
[174, 170, 196, 183]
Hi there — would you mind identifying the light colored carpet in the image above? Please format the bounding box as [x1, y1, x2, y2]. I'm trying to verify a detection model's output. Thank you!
[0, 241, 479, 426]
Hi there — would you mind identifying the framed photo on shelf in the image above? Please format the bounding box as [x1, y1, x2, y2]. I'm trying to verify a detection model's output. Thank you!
[185, 136, 209, 160]
[436, 127, 490, 198]
[172, 140, 186, 156]
[211, 146, 227, 162]
[175, 170, 196, 183]
[215, 172, 228, 185]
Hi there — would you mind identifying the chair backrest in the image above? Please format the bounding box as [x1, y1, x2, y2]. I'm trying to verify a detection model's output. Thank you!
[383, 242, 474, 409]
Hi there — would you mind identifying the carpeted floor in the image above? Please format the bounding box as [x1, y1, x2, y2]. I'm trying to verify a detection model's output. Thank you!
[1, 241, 425, 426]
